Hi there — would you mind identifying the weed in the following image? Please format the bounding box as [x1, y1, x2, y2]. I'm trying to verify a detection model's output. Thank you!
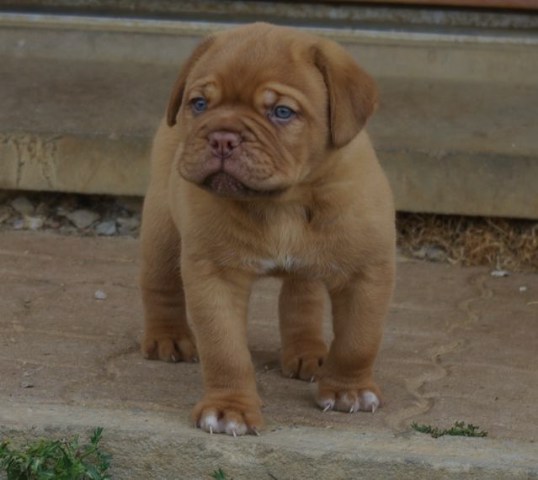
[411, 421, 488, 439]
[212, 468, 231, 480]
[0, 427, 111, 480]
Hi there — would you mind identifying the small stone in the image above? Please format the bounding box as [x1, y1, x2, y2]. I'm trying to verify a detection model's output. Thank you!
[490, 269, 510, 277]
[23, 215, 45, 230]
[12, 218, 25, 230]
[96, 220, 117, 236]
[56, 196, 78, 217]
[10, 196, 34, 216]
[117, 216, 140, 231]
[116, 196, 143, 214]
[58, 225, 77, 235]
[0, 205, 12, 224]
[21, 381, 34, 388]
[44, 217, 61, 229]
[412, 245, 447, 263]
[94, 289, 107, 300]
[35, 202, 51, 216]
[67, 209, 100, 229]
[519, 286, 527, 292]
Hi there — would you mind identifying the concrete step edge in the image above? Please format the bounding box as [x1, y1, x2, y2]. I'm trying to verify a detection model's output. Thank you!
[2, 401, 537, 479]
[1, 13, 537, 85]
[1, 131, 537, 219]
[3, 11, 537, 46]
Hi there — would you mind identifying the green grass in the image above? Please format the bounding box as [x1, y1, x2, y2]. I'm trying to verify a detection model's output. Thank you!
[411, 421, 488, 439]
[212, 469, 231, 480]
[0, 427, 111, 480]
[212, 468, 280, 479]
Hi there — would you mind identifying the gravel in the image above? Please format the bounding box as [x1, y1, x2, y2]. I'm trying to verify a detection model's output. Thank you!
[1, 190, 536, 272]
[0, 191, 142, 237]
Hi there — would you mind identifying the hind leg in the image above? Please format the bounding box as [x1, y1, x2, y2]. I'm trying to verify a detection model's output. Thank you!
[140, 189, 197, 363]
[279, 278, 328, 381]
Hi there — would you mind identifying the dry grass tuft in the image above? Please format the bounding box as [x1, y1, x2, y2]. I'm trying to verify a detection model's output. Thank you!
[397, 213, 538, 272]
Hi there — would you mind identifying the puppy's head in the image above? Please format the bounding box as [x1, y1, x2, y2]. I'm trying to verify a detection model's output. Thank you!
[167, 23, 377, 199]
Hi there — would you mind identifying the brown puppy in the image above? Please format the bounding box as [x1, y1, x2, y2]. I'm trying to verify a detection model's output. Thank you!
[140, 23, 395, 436]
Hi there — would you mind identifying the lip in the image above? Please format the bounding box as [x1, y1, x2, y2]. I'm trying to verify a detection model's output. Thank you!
[201, 172, 283, 198]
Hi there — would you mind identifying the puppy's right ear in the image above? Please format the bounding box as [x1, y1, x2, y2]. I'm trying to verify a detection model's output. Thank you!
[166, 36, 215, 127]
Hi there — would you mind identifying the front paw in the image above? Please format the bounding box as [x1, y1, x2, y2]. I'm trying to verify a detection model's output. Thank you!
[142, 327, 197, 363]
[192, 392, 264, 436]
[281, 342, 328, 381]
[315, 381, 382, 413]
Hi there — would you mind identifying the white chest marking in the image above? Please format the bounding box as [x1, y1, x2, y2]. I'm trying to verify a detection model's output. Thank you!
[257, 255, 301, 274]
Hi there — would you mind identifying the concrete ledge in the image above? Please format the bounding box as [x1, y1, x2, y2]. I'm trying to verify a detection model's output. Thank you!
[0, 13, 537, 218]
[0, 133, 149, 196]
[3, 404, 536, 479]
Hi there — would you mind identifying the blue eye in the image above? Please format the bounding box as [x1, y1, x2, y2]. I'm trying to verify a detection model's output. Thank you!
[273, 105, 295, 120]
[191, 97, 208, 113]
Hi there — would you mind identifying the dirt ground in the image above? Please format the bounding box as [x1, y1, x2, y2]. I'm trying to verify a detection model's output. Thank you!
[0, 229, 536, 478]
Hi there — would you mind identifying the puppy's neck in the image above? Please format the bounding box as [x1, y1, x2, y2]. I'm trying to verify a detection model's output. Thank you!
[229, 183, 341, 229]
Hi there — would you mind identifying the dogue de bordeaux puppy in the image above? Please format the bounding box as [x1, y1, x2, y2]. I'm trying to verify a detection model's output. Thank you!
[140, 22, 395, 436]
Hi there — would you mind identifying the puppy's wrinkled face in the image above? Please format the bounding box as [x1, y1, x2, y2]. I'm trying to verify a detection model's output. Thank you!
[170, 27, 332, 198]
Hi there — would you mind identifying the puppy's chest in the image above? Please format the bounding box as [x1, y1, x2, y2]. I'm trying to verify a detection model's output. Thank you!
[245, 254, 306, 276]
[223, 214, 348, 278]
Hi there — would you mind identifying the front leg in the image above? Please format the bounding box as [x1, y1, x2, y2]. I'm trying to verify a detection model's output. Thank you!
[316, 262, 394, 413]
[182, 257, 262, 436]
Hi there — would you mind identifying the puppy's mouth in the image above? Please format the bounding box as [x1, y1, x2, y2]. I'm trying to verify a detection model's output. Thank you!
[202, 172, 282, 198]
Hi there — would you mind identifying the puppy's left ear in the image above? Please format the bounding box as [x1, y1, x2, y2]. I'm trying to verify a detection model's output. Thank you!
[166, 36, 216, 127]
[314, 40, 378, 148]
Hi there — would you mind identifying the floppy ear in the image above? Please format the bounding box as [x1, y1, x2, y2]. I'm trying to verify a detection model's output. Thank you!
[313, 40, 378, 148]
[166, 36, 216, 127]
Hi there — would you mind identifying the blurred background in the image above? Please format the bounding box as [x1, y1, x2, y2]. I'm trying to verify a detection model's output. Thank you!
[0, 0, 536, 270]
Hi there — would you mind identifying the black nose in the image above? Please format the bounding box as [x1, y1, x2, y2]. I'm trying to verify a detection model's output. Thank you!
[208, 131, 242, 159]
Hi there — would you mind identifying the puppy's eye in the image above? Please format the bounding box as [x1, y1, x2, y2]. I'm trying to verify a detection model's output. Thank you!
[190, 97, 208, 114]
[272, 105, 295, 121]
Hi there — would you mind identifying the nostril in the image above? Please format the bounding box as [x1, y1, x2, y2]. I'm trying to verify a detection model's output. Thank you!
[209, 137, 220, 151]
[208, 131, 242, 158]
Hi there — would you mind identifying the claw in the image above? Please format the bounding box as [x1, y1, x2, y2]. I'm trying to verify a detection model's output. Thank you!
[251, 427, 261, 437]
[209, 425, 213, 435]
[349, 406, 355, 414]
[372, 404, 377, 414]
[232, 429, 237, 438]
[323, 403, 332, 413]
[310, 376, 316, 383]
[171, 354, 178, 362]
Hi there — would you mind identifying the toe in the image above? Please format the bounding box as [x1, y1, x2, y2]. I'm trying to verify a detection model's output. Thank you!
[359, 390, 381, 412]
[334, 392, 360, 413]
[314, 383, 382, 414]
[198, 410, 224, 434]
[193, 395, 264, 436]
